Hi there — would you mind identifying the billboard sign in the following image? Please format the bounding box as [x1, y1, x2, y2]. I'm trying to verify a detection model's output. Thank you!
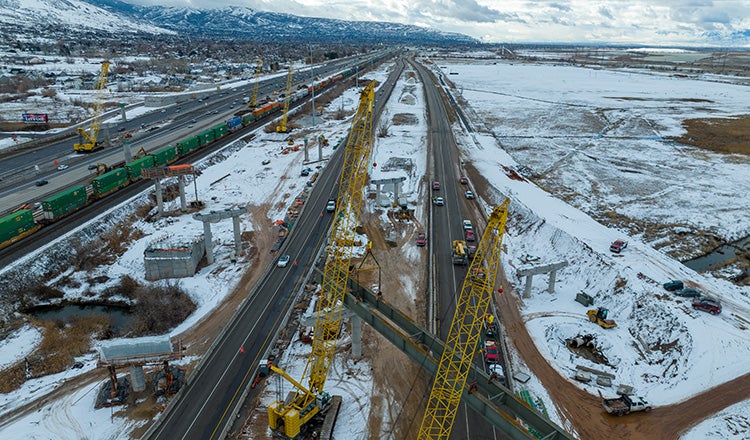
[22, 113, 48, 123]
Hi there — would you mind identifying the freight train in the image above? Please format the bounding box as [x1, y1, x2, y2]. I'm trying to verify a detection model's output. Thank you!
[0, 64, 370, 251]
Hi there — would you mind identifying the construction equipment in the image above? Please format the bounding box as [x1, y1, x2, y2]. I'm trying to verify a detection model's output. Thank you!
[418, 199, 510, 440]
[276, 61, 294, 133]
[587, 307, 617, 329]
[451, 239, 468, 265]
[249, 55, 262, 107]
[74, 61, 110, 152]
[268, 82, 376, 438]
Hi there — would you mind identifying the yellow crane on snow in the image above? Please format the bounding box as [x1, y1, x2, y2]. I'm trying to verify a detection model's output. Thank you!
[418, 198, 510, 440]
[74, 61, 110, 153]
[268, 81, 376, 438]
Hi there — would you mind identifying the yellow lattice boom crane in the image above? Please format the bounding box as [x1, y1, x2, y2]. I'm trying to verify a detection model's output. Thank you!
[268, 81, 376, 438]
[74, 61, 110, 153]
[276, 60, 294, 133]
[418, 198, 511, 440]
[249, 55, 262, 107]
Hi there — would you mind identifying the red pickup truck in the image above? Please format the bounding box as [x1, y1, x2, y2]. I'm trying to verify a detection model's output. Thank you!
[610, 239, 628, 253]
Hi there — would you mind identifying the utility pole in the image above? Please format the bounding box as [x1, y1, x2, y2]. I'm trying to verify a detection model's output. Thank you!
[309, 46, 315, 128]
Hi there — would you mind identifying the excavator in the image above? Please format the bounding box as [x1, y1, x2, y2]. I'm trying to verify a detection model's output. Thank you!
[587, 307, 617, 329]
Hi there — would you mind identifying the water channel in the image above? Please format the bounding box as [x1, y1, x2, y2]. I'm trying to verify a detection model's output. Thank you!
[27, 303, 133, 334]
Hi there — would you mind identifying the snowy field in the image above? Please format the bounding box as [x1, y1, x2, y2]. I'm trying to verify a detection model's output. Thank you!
[435, 57, 750, 438]
[439, 58, 750, 262]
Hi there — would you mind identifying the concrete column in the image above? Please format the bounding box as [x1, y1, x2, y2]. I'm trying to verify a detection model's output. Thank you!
[393, 181, 399, 202]
[119, 104, 127, 122]
[178, 176, 187, 212]
[203, 221, 214, 264]
[304, 138, 309, 162]
[376, 183, 381, 205]
[351, 315, 362, 359]
[232, 215, 242, 261]
[155, 179, 163, 218]
[123, 142, 132, 164]
[524, 275, 533, 298]
[548, 270, 557, 293]
[318, 138, 323, 161]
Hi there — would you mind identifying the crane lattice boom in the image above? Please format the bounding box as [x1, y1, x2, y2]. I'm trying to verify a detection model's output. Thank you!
[276, 61, 294, 133]
[249, 55, 262, 107]
[268, 81, 376, 438]
[74, 61, 110, 152]
[418, 199, 510, 440]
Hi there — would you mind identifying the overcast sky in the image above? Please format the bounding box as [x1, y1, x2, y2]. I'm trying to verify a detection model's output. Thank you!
[128, 1, 750, 47]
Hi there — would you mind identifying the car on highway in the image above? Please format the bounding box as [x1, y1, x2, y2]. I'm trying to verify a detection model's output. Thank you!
[432, 181, 440, 190]
[326, 199, 336, 212]
[56, 164, 68, 171]
[459, 176, 468, 184]
[465, 229, 476, 242]
[432, 197, 444, 206]
[484, 341, 500, 363]
[465, 190, 475, 199]
[663, 280, 684, 291]
[462, 219, 473, 230]
[277, 254, 291, 268]
[416, 232, 426, 247]
[674, 287, 702, 298]
[35, 179, 48, 186]
[692, 297, 721, 315]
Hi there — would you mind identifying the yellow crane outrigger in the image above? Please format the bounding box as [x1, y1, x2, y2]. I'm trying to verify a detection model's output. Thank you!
[74, 61, 110, 152]
[268, 81, 376, 438]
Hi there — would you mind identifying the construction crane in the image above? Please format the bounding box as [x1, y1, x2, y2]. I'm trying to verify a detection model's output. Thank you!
[249, 55, 262, 107]
[276, 61, 294, 133]
[268, 81, 376, 438]
[74, 61, 110, 153]
[418, 198, 511, 440]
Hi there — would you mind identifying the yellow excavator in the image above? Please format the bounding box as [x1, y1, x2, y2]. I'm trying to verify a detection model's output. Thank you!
[587, 307, 617, 329]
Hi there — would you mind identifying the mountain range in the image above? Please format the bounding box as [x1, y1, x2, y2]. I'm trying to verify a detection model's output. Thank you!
[0, 0, 478, 45]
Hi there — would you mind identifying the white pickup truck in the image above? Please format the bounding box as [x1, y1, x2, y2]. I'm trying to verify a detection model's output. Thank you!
[602, 394, 651, 416]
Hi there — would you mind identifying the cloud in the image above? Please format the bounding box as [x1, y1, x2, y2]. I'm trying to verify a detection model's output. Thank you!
[598, 6, 614, 20]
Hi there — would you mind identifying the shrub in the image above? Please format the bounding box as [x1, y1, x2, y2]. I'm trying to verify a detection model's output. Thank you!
[129, 283, 195, 335]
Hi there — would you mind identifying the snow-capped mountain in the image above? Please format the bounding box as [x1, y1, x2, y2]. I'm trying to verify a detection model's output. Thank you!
[0, 0, 478, 45]
[0, 0, 171, 34]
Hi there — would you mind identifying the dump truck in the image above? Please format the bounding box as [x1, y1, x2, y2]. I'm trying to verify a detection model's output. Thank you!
[452, 239, 468, 265]
[602, 394, 651, 416]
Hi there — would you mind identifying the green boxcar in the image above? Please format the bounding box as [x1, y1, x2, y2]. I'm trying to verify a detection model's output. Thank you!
[125, 155, 155, 180]
[0, 209, 36, 246]
[152, 145, 177, 166]
[213, 123, 228, 139]
[176, 135, 201, 155]
[92, 167, 129, 196]
[241, 112, 256, 126]
[42, 185, 87, 220]
[198, 129, 215, 145]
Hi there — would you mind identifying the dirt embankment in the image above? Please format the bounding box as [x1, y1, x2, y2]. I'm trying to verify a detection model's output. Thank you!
[676, 115, 750, 156]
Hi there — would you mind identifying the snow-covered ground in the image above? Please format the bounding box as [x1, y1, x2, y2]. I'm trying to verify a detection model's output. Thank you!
[435, 57, 750, 438]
